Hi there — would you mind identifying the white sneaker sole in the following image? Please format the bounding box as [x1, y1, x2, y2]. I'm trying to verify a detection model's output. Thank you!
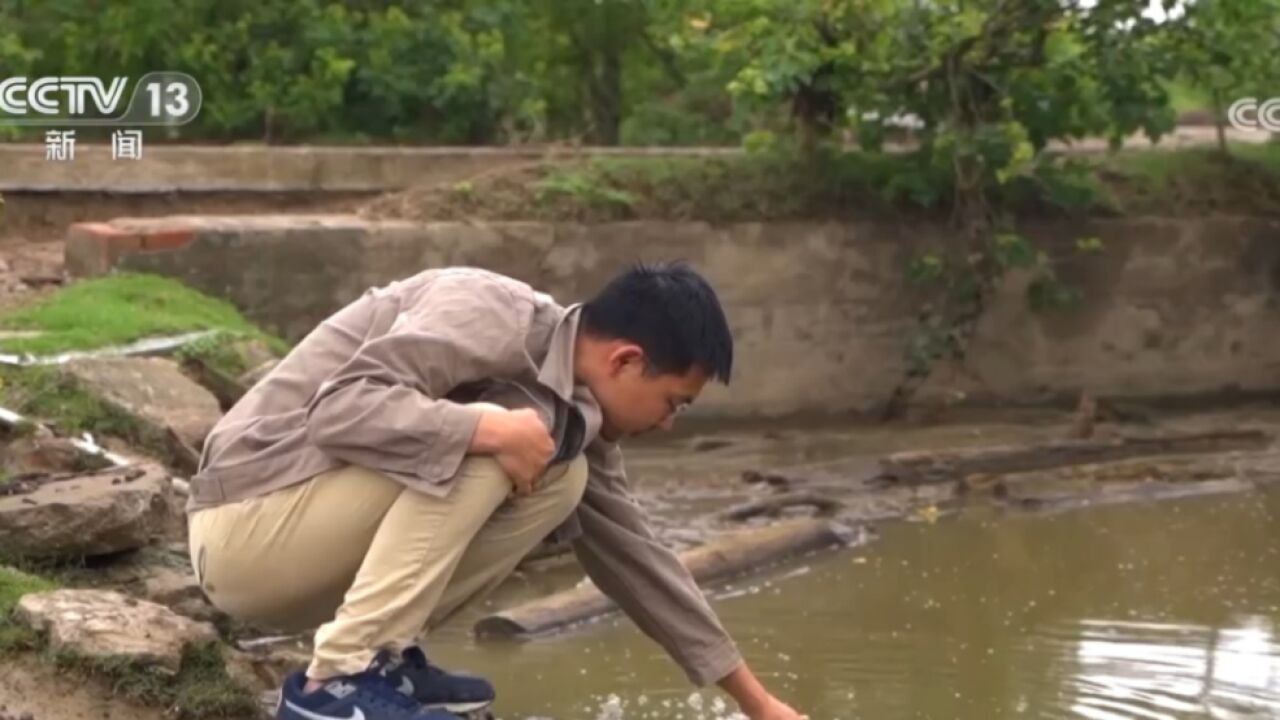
[427, 700, 493, 715]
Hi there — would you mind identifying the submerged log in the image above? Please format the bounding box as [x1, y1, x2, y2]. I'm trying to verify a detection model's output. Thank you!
[881, 429, 1272, 485]
[716, 491, 843, 522]
[474, 519, 857, 639]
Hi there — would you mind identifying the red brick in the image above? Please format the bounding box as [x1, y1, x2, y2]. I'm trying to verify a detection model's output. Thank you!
[69, 221, 130, 241]
[108, 233, 143, 254]
[140, 229, 196, 251]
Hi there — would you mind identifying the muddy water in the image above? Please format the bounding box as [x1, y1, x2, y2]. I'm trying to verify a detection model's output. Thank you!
[429, 477, 1280, 719]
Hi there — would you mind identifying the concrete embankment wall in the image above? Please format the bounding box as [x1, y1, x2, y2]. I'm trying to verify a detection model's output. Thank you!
[0, 144, 735, 193]
[64, 215, 1280, 417]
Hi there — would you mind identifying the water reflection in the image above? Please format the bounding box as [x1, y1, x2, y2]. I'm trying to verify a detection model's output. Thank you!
[1068, 617, 1280, 719]
[431, 487, 1280, 719]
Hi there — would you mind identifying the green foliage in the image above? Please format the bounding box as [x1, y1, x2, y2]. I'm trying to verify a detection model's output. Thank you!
[669, 0, 1242, 414]
[535, 168, 637, 213]
[0, 0, 755, 145]
[174, 331, 265, 380]
[2, 0, 1271, 150]
[1090, 145, 1280, 216]
[0, 273, 282, 356]
[1164, 0, 1280, 136]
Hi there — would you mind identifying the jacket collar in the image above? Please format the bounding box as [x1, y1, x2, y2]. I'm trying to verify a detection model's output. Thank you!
[536, 302, 582, 403]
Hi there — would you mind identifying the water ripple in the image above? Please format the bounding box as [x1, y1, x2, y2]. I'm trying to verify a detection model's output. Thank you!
[1048, 616, 1280, 719]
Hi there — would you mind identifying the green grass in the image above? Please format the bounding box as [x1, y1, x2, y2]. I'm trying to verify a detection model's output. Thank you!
[1164, 78, 1214, 115]
[0, 365, 183, 469]
[367, 143, 1280, 224]
[1087, 143, 1280, 215]
[0, 273, 285, 356]
[51, 642, 258, 718]
[0, 565, 57, 653]
[0, 365, 155, 441]
[174, 330, 268, 379]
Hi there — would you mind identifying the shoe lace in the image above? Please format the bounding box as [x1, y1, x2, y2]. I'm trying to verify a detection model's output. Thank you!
[354, 673, 424, 716]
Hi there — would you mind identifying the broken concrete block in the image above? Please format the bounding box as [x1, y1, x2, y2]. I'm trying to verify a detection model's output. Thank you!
[63, 357, 222, 450]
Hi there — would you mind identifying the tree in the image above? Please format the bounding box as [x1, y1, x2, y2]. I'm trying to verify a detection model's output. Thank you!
[1165, 0, 1280, 154]
[688, 0, 1182, 416]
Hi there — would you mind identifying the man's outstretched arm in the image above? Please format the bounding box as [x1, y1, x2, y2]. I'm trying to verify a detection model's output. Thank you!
[571, 441, 805, 720]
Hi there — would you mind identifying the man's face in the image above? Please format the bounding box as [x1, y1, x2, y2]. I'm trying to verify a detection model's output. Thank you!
[590, 346, 709, 440]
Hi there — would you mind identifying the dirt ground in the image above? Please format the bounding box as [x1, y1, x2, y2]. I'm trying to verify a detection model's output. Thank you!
[0, 659, 172, 720]
[0, 241, 63, 314]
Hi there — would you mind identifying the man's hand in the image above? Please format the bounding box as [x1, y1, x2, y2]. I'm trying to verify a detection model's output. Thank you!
[745, 695, 806, 720]
[718, 663, 807, 720]
[470, 407, 554, 495]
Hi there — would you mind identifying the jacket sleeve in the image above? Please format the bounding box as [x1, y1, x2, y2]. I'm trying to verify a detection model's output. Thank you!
[571, 440, 744, 686]
[303, 274, 527, 488]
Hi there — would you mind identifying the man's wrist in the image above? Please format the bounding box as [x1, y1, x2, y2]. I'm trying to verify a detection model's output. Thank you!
[468, 406, 505, 454]
[717, 662, 771, 716]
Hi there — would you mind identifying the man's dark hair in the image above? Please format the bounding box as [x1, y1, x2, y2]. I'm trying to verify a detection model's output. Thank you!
[581, 261, 733, 383]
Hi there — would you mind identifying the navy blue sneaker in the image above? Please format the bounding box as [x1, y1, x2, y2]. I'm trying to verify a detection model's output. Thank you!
[378, 646, 495, 714]
[276, 668, 458, 720]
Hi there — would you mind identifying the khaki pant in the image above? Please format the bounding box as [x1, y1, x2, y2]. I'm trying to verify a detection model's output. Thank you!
[188, 455, 589, 680]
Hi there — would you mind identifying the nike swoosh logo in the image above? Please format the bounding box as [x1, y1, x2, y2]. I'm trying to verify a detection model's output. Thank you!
[284, 700, 366, 720]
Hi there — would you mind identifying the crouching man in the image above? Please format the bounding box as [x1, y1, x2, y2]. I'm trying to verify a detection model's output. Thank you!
[187, 262, 806, 720]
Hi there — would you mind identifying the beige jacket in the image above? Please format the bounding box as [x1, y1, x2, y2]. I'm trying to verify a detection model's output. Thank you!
[189, 267, 742, 686]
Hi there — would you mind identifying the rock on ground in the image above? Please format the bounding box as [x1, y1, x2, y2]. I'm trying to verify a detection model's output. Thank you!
[227, 640, 311, 691]
[0, 465, 172, 560]
[14, 588, 218, 673]
[0, 436, 110, 477]
[139, 565, 227, 624]
[64, 357, 222, 450]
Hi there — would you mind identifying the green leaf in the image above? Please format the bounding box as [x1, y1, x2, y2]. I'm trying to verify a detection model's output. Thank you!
[1075, 236, 1104, 253]
[907, 253, 945, 285]
[1045, 31, 1085, 66]
[992, 233, 1036, 269]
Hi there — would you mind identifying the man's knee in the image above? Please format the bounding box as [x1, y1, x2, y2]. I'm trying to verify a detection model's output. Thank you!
[535, 455, 589, 510]
[458, 453, 587, 508]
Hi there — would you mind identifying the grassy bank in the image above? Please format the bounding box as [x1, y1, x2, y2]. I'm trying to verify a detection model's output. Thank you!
[0, 273, 284, 448]
[0, 273, 286, 358]
[0, 365, 164, 448]
[362, 143, 1280, 224]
